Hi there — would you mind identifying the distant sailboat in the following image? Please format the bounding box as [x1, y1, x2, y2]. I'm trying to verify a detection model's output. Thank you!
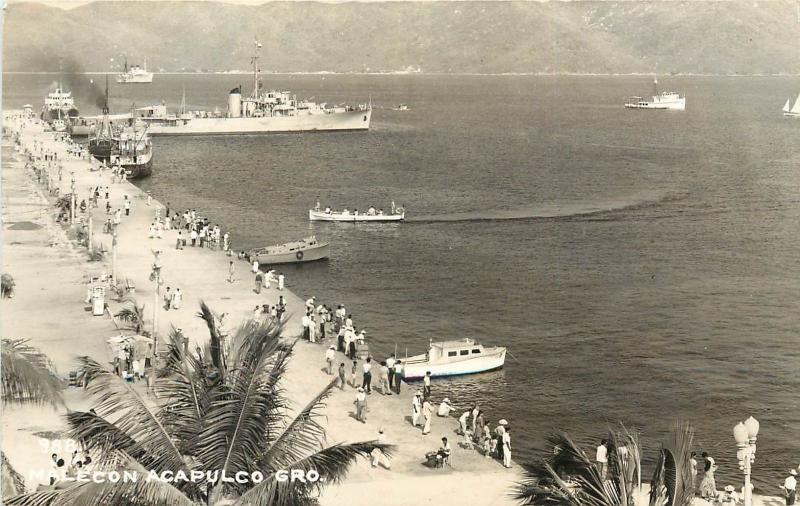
[783, 94, 800, 117]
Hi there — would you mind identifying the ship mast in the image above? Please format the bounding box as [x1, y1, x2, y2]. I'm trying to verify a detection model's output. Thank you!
[251, 38, 262, 99]
[180, 86, 186, 115]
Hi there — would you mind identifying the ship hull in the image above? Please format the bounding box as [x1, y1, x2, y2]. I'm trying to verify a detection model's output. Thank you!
[142, 109, 371, 136]
[402, 348, 507, 380]
[309, 209, 404, 222]
[116, 74, 154, 84]
[122, 157, 153, 179]
[249, 242, 330, 266]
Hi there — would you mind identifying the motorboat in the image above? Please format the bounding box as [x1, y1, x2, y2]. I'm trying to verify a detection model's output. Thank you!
[401, 338, 507, 380]
[247, 236, 330, 265]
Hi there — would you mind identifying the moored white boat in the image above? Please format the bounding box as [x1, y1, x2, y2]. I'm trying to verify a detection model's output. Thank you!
[401, 338, 507, 380]
[783, 94, 800, 117]
[247, 236, 330, 265]
[309, 208, 404, 222]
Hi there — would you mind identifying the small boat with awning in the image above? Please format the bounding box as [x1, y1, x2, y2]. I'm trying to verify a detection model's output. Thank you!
[247, 236, 330, 265]
[401, 338, 506, 380]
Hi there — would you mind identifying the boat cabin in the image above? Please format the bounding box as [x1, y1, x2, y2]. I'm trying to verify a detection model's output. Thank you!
[427, 338, 485, 363]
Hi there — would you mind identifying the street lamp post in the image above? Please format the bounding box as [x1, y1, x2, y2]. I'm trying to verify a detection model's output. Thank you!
[733, 416, 760, 506]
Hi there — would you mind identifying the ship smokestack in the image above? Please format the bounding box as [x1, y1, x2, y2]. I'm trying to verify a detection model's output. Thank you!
[228, 86, 242, 118]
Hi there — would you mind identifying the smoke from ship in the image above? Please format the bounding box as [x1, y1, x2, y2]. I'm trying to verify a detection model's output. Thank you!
[58, 58, 107, 111]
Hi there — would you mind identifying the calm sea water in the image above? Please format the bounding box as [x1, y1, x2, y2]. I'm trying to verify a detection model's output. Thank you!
[5, 73, 800, 489]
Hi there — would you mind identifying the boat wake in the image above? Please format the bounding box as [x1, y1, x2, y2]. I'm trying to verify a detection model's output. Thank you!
[407, 191, 684, 223]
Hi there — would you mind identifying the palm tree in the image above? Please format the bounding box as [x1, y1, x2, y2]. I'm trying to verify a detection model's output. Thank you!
[515, 426, 642, 506]
[7, 302, 393, 506]
[1, 339, 66, 498]
[648, 422, 695, 506]
[114, 297, 147, 335]
[515, 423, 693, 506]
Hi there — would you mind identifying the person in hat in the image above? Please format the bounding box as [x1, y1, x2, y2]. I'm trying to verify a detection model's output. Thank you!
[325, 346, 336, 375]
[371, 427, 391, 469]
[784, 469, 798, 506]
[411, 391, 422, 427]
[423, 371, 432, 398]
[437, 398, 454, 417]
[354, 387, 367, 423]
[719, 485, 739, 505]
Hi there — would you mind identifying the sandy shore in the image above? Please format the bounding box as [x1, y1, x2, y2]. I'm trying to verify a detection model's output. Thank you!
[2, 115, 524, 504]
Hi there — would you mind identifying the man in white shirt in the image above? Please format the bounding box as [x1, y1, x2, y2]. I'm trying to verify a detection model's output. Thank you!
[596, 439, 608, 481]
[502, 428, 512, 468]
[784, 469, 797, 506]
[361, 357, 373, 393]
[301, 313, 311, 341]
[411, 392, 422, 426]
[325, 346, 336, 375]
[423, 371, 432, 397]
[306, 296, 316, 311]
[386, 354, 396, 387]
[437, 398, 453, 417]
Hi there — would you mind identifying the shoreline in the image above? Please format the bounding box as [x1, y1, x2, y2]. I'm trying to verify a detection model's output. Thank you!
[4, 71, 800, 78]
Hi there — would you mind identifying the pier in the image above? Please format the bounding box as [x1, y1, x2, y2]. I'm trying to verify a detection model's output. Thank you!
[2, 113, 520, 505]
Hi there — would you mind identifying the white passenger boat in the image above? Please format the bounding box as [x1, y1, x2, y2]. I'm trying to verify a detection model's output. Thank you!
[783, 93, 800, 117]
[309, 207, 405, 222]
[625, 78, 685, 110]
[247, 236, 330, 265]
[401, 338, 507, 380]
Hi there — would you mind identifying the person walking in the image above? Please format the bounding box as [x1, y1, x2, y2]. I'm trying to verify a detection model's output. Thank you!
[411, 391, 422, 427]
[254, 271, 263, 294]
[784, 470, 798, 506]
[379, 361, 390, 395]
[190, 228, 198, 247]
[690, 452, 698, 491]
[277, 272, 285, 291]
[423, 371, 432, 398]
[386, 354, 396, 388]
[354, 387, 367, 423]
[171, 288, 182, 310]
[361, 357, 373, 394]
[371, 428, 391, 470]
[252, 259, 259, 274]
[422, 398, 433, 435]
[350, 360, 358, 388]
[124, 197, 130, 216]
[228, 261, 235, 283]
[325, 346, 336, 375]
[393, 360, 403, 394]
[163, 287, 172, 311]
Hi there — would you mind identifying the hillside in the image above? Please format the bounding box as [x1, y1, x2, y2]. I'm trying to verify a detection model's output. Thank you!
[3, 1, 800, 75]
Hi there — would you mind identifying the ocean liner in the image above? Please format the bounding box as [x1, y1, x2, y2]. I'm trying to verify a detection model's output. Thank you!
[133, 41, 371, 136]
[116, 57, 154, 84]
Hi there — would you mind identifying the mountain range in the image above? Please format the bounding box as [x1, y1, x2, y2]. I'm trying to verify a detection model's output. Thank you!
[4, 1, 800, 75]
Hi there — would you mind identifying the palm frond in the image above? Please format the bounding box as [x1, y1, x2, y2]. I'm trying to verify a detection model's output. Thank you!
[113, 297, 146, 334]
[1, 339, 64, 406]
[74, 356, 203, 501]
[197, 300, 225, 373]
[154, 329, 212, 456]
[255, 377, 339, 473]
[233, 441, 395, 506]
[196, 322, 293, 498]
[2, 451, 27, 498]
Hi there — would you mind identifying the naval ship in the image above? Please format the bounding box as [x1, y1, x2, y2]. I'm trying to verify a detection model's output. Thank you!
[133, 42, 371, 136]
